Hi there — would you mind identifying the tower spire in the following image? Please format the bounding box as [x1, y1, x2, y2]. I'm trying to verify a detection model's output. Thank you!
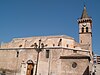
[78, 5, 92, 23]
[81, 5, 89, 19]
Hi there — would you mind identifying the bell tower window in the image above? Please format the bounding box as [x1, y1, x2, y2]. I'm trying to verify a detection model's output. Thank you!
[86, 27, 88, 32]
[82, 27, 84, 33]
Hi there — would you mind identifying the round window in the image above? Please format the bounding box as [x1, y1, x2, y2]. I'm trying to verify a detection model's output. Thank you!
[72, 62, 77, 68]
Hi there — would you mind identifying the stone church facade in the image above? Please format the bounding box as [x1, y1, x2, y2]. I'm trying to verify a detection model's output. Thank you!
[0, 6, 94, 75]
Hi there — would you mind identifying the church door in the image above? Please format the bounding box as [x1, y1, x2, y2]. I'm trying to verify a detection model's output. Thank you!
[26, 62, 34, 75]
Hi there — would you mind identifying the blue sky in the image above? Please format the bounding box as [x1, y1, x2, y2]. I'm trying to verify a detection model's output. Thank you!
[0, 0, 100, 54]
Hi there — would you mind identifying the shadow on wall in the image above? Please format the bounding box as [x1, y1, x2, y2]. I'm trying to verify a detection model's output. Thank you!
[83, 66, 89, 75]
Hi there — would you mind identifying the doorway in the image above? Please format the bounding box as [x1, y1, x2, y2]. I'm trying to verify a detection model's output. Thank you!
[26, 60, 34, 75]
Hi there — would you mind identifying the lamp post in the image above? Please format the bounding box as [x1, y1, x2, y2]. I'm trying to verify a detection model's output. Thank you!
[34, 39, 45, 75]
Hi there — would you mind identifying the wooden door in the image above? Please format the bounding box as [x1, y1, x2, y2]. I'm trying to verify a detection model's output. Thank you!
[26, 63, 34, 75]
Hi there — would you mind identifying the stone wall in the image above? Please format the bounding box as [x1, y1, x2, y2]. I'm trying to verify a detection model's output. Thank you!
[0, 35, 91, 75]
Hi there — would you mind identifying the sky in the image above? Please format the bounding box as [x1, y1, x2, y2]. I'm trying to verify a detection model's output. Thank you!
[0, 0, 100, 55]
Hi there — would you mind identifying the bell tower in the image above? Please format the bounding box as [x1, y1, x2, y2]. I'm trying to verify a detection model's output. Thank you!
[78, 6, 92, 51]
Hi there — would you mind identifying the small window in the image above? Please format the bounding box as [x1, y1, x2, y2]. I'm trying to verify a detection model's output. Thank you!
[82, 27, 84, 33]
[16, 51, 19, 57]
[46, 50, 49, 58]
[86, 27, 88, 32]
[53, 44, 55, 46]
[73, 50, 77, 53]
[72, 62, 77, 68]
[66, 44, 69, 47]
[19, 45, 22, 47]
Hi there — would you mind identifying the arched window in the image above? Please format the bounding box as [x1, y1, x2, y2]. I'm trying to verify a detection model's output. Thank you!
[82, 27, 84, 33]
[86, 27, 88, 32]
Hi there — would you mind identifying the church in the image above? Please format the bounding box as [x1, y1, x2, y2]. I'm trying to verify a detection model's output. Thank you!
[0, 6, 94, 75]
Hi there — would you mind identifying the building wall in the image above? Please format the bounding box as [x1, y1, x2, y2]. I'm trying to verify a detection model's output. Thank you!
[61, 59, 89, 75]
[95, 64, 100, 75]
[0, 36, 91, 75]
